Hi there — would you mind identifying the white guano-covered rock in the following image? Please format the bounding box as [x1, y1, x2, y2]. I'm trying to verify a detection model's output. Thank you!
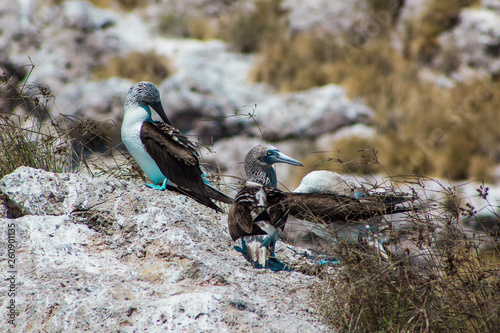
[0, 167, 328, 332]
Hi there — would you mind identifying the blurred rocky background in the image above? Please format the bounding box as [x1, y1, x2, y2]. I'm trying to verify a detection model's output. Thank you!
[1, 0, 499, 186]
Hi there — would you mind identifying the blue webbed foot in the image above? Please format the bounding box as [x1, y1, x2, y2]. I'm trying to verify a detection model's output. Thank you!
[234, 245, 247, 254]
[235, 239, 290, 271]
[265, 257, 291, 272]
[201, 171, 211, 186]
[353, 191, 366, 199]
[145, 178, 168, 191]
[315, 258, 341, 265]
[249, 257, 290, 271]
[286, 246, 340, 265]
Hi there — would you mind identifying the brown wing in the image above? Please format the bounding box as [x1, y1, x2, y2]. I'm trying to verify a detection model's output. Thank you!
[287, 193, 384, 222]
[260, 186, 289, 231]
[140, 121, 208, 196]
[228, 184, 289, 241]
[228, 185, 265, 241]
[286, 193, 411, 223]
[228, 202, 266, 241]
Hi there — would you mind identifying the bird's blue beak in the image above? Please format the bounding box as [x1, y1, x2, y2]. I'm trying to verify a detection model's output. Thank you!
[264, 150, 303, 166]
[149, 101, 171, 125]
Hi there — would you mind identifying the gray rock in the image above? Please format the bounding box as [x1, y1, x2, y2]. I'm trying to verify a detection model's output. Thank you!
[436, 8, 500, 80]
[482, 0, 500, 12]
[56, 78, 134, 122]
[6, 0, 121, 93]
[157, 41, 372, 143]
[158, 40, 268, 142]
[253, 85, 373, 141]
[0, 167, 329, 332]
[283, 0, 371, 41]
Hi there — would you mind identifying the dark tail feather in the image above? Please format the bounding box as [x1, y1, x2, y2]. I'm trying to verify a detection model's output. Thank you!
[167, 185, 224, 213]
[364, 192, 418, 215]
[367, 192, 416, 206]
[205, 184, 234, 204]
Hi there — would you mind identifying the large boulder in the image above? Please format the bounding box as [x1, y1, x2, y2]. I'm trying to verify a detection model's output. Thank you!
[436, 8, 500, 81]
[158, 40, 373, 143]
[0, 167, 328, 332]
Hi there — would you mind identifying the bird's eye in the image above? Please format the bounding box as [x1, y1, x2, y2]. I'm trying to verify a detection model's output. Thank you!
[267, 151, 272, 156]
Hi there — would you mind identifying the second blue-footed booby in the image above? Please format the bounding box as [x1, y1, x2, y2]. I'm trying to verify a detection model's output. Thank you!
[228, 144, 303, 270]
[292, 170, 415, 251]
[121, 81, 233, 213]
[294, 170, 367, 199]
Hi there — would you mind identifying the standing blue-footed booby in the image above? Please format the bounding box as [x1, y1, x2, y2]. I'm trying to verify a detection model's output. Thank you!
[228, 144, 303, 270]
[121, 81, 233, 212]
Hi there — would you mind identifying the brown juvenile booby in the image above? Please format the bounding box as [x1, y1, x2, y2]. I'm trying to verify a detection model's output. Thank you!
[121, 81, 233, 212]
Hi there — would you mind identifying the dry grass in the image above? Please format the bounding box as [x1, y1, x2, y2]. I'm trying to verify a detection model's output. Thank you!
[305, 177, 499, 332]
[92, 51, 170, 84]
[0, 64, 146, 181]
[87, 0, 152, 11]
[404, 0, 478, 62]
[241, 3, 499, 181]
[0, 70, 73, 178]
[0, 113, 73, 179]
[214, 0, 289, 54]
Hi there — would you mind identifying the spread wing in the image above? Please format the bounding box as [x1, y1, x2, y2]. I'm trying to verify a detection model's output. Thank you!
[286, 192, 413, 223]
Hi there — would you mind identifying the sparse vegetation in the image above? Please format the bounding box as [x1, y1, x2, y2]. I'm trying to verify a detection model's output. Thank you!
[0, 113, 73, 179]
[295, 167, 500, 332]
[193, 0, 498, 181]
[214, 0, 289, 54]
[405, 0, 478, 62]
[92, 51, 170, 84]
[0, 71, 73, 179]
[0, 64, 145, 181]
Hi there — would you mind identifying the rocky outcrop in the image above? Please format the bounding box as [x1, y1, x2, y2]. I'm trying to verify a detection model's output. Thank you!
[156, 40, 373, 143]
[2, 0, 373, 144]
[2, 0, 121, 92]
[0, 167, 328, 332]
[436, 7, 500, 81]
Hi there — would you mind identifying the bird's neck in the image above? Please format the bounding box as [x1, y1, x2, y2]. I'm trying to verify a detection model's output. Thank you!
[246, 162, 277, 187]
[123, 102, 152, 125]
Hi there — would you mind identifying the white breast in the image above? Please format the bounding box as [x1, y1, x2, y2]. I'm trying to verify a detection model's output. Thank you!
[121, 106, 166, 186]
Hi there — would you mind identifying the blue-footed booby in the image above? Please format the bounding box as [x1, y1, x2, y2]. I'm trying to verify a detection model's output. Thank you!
[228, 144, 303, 270]
[121, 81, 233, 212]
